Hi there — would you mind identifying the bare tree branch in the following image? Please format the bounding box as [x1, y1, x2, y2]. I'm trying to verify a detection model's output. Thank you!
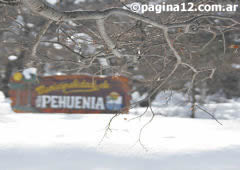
[31, 19, 53, 60]
[96, 19, 122, 58]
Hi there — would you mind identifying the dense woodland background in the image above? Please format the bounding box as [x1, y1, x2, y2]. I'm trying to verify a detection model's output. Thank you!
[0, 0, 240, 114]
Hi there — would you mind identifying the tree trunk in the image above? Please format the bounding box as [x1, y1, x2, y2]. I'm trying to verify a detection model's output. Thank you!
[191, 82, 196, 118]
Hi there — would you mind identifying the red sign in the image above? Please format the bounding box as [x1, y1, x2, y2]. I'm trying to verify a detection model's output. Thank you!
[9, 73, 131, 114]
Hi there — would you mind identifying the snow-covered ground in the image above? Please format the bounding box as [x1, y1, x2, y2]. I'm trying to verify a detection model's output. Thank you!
[0, 91, 240, 170]
[132, 91, 240, 120]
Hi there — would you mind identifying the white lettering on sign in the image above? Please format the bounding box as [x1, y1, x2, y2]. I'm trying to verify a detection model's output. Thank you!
[36, 95, 105, 110]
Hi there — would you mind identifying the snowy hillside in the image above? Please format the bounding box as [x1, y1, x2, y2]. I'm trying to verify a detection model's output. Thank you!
[0, 92, 240, 170]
